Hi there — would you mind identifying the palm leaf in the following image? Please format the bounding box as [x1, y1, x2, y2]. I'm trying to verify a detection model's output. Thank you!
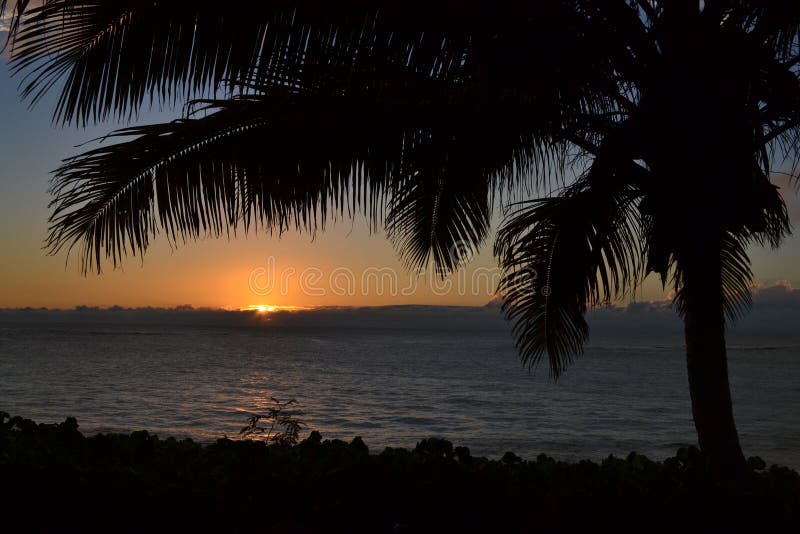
[5, 1, 628, 127]
[4, 0, 480, 124]
[7, 0, 280, 124]
[667, 173, 789, 324]
[495, 163, 643, 378]
[41, 1, 622, 273]
[47, 67, 562, 273]
[46, 91, 413, 272]
[386, 158, 491, 275]
[384, 107, 572, 274]
[733, 1, 800, 60]
[670, 231, 754, 324]
[0, 0, 29, 42]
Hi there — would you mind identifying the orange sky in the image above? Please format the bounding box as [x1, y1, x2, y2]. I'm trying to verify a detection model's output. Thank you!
[2, 202, 779, 310]
[0, 215, 516, 309]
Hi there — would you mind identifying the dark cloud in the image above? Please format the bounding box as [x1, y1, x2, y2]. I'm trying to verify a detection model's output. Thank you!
[588, 300, 680, 334]
[0, 304, 510, 333]
[732, 281, 800, 335]
[1, 282, 797, 337]
[751, 280, 800, 308]
[585, 281, 800, 336]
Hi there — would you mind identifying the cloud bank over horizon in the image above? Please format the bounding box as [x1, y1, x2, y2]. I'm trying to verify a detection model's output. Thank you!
[1, 281, 798, 337]
[590, 279, 800, 335]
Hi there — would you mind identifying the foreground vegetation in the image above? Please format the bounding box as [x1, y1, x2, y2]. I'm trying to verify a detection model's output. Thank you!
[1, 413, 798, 532]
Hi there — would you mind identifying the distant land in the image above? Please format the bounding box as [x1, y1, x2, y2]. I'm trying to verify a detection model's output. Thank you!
[2, 279, 800, 337]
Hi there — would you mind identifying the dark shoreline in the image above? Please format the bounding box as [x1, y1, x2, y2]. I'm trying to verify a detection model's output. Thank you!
[1, 413, 799, 532]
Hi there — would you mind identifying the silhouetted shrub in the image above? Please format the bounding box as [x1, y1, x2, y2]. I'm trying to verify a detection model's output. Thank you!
[238, 397, 305, 445]
[0, 414, 798, 533]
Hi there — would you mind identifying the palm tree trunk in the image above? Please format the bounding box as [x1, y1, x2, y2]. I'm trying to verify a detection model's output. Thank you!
[682, 240, 746, 479]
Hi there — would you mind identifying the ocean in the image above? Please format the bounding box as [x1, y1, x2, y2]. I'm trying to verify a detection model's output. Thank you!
[1, 306, 798, 468]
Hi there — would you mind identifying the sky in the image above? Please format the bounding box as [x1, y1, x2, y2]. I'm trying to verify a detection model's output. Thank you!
[1, 59, 800, 311]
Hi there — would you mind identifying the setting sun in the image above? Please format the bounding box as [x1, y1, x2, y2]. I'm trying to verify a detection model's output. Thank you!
[243, 304, 277, 313]
[241, 304, 307, 313]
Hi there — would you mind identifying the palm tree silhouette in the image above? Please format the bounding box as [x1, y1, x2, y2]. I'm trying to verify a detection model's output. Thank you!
[3, 1, 799, 477]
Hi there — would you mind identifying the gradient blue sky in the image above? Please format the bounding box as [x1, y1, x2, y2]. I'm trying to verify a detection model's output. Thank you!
[1, 59, 799, 309]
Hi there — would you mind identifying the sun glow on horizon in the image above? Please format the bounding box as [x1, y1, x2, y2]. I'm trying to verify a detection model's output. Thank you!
[241, 304, 307, 313]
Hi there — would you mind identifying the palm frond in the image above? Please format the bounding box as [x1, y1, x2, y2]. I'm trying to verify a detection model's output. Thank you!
[735, 1, 800, 61]
[0, 0, 29, 45]
[41, 3, 619, 274]
[46, 70, 569, 274]
[8, 0, 273, 124]
[46, 92, 412, 272]
[5, 0, 481, 124]
[751, 170, 792, 247]
[386, 156, 491, 275]
[5, 1, 627, 128]
[765, 123, 800, 188]
[495, 165, 643, 378]
[644, 167, 789, 324]
[671, 232, 755, 324]
[383, 112, 570, 274]
[718, 233, 755, 322]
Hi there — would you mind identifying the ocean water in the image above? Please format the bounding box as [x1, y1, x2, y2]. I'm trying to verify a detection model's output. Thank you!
[1, 307, 798, 468]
